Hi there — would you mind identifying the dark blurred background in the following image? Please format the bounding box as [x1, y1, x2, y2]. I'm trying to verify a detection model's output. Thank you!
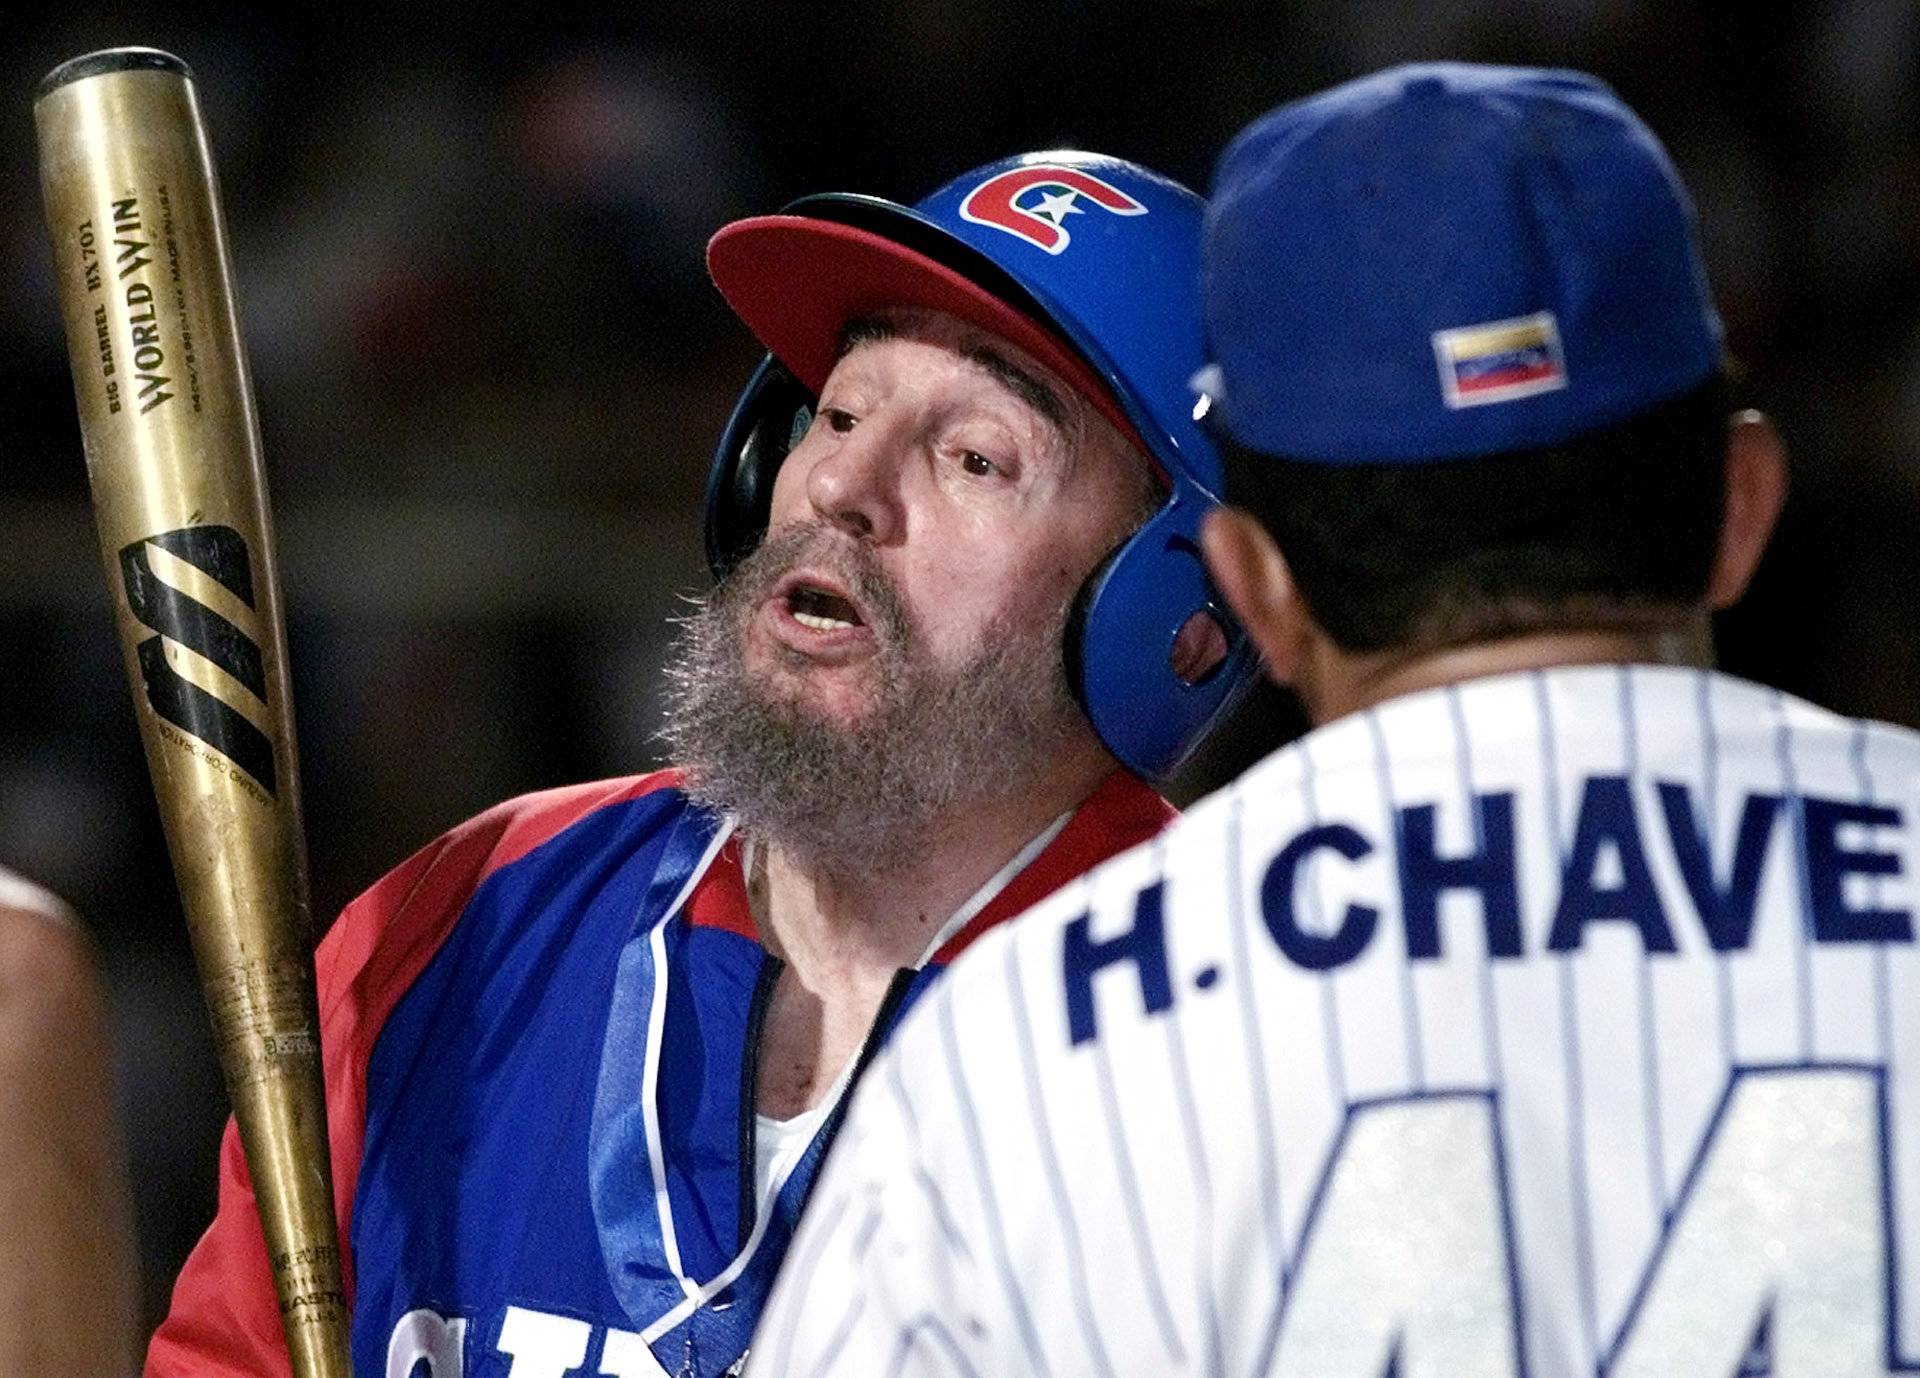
[2, 0, 1915, 1335]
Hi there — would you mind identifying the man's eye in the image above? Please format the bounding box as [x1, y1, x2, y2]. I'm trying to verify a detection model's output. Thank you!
[822, 407, 857, 434]
[960, 451, 999, 477]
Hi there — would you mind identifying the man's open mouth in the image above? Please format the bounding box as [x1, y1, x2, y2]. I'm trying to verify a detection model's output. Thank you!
[786, 581, 866, 632]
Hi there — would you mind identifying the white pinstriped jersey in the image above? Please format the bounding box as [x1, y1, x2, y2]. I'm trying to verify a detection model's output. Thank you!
[748, 665, 1920, 1377]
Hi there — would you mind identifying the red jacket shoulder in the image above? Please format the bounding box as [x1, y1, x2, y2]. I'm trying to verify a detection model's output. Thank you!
[145, 769, 684, 1378]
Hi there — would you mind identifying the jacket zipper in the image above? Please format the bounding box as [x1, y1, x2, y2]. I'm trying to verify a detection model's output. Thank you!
[735, 964, 918, 1246]
[802, 967, 916, 1204]
[735, 952, 783, 1251]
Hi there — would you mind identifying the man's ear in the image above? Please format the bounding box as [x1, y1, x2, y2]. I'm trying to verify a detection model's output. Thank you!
[1707, 410, 1789, 610]
[1202, 506, 1310, 685]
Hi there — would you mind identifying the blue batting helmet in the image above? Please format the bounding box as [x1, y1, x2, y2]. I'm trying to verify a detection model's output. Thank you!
[703, 150, 1256, 781]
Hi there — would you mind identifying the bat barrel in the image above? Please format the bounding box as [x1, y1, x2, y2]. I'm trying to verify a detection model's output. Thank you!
[35, 49, 350, 1378]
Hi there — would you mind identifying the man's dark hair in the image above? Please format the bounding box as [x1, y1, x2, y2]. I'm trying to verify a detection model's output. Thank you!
[1220, 373, 1733, 654]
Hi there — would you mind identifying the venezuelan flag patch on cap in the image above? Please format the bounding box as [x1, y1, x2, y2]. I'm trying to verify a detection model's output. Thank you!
[1432, 310, 1567, 409]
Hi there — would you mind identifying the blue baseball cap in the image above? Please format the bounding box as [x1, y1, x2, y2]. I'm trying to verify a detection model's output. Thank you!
[1195, 63, 1724, 465]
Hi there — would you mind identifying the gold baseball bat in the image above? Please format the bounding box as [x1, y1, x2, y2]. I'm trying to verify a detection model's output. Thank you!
[35, 49, 350, 1377]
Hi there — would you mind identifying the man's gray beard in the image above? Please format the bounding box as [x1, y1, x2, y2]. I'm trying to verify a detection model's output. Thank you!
[659, 523, 1086, 876]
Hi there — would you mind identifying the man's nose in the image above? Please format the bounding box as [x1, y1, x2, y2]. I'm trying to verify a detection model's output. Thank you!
[805, 415, 907, 543]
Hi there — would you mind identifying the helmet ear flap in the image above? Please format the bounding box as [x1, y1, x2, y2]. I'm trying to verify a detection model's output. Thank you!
[704, 356, 817, 580]
[1066, 496, 1259, 781]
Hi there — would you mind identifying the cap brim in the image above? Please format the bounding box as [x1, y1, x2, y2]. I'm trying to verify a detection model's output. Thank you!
[707, 215, 1141, 447]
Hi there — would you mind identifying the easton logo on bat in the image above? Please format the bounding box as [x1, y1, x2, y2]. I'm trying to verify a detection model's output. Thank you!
[119, 524, 276, 793]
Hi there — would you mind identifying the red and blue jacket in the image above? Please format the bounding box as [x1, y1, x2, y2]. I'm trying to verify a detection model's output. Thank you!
[146, 767, 1173, 1378]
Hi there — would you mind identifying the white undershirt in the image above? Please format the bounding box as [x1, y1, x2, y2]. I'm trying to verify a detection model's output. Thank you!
[754, 1102, 832, 1207]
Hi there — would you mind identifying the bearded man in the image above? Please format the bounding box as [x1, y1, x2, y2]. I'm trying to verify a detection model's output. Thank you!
[146, 149, 1254, 1378]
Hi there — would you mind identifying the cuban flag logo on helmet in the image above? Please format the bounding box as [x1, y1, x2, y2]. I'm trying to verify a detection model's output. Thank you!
[959, 164, 1148, 254]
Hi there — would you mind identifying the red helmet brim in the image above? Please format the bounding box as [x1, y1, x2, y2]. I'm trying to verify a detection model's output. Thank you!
[707, 215, 1144, 450]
